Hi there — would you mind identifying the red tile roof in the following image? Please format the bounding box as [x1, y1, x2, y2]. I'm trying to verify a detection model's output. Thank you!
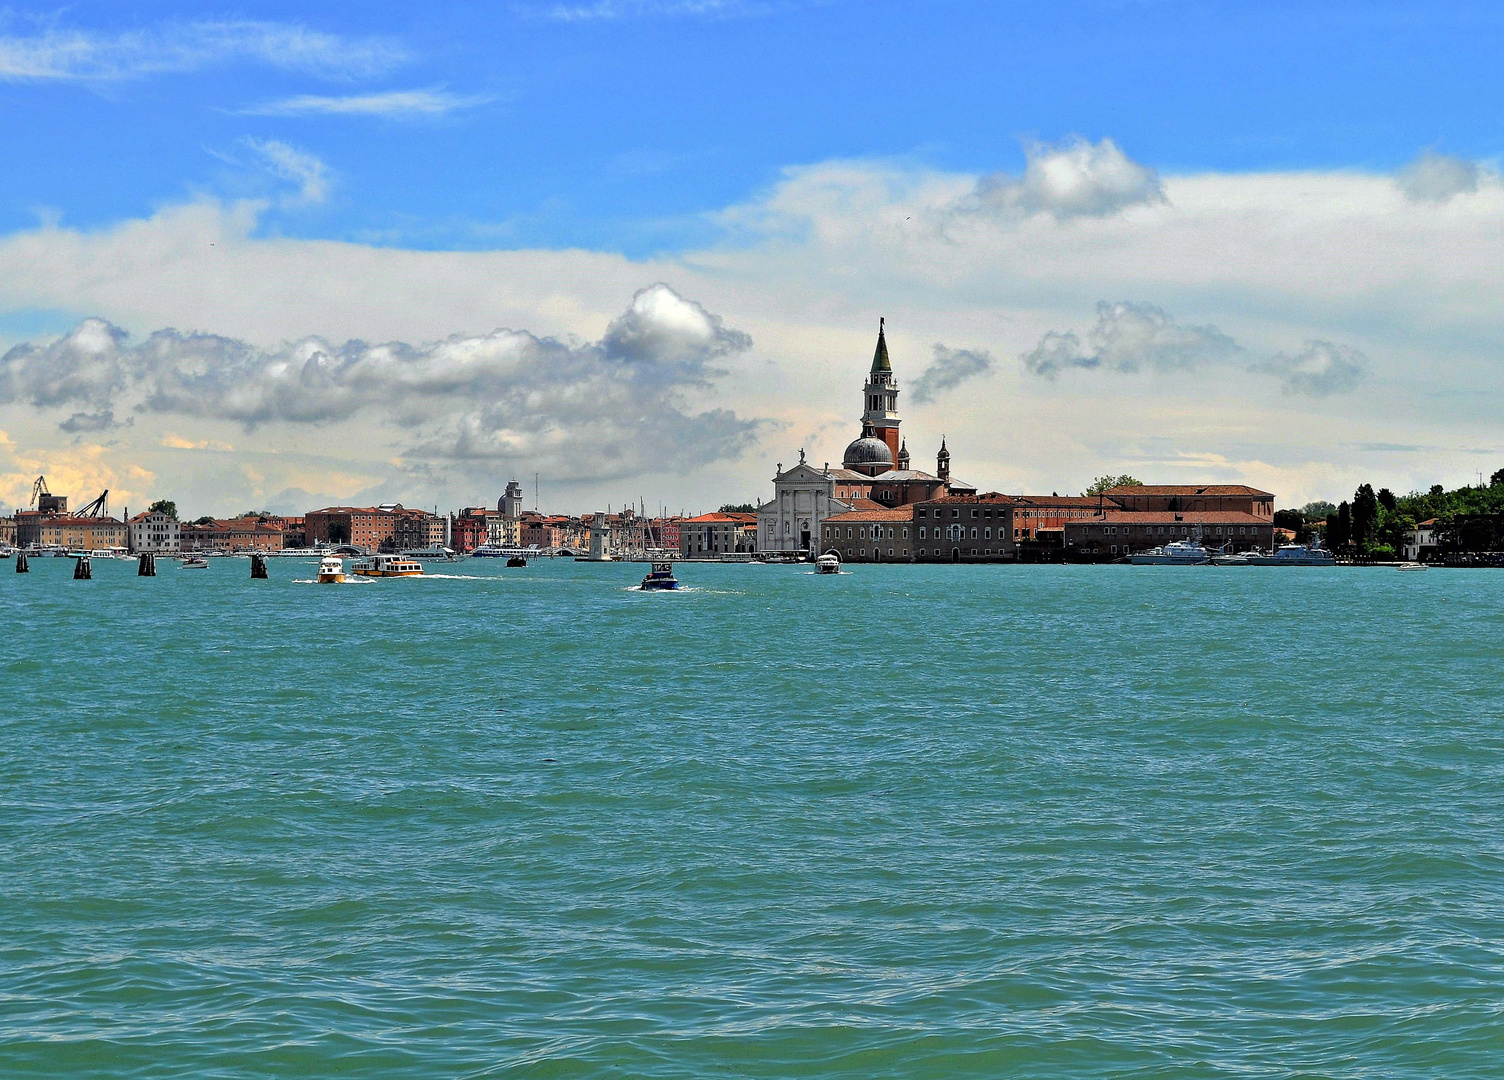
[1091, 511, 1272, 524]
[922, 493, 1016, 505]
[826, 506, 915, 522]
[1103, 485, 1274, 497]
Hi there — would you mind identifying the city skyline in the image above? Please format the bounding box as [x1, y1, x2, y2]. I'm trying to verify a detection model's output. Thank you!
[3, 2, 1504, 516]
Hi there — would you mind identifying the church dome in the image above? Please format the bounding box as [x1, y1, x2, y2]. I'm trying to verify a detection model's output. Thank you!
[843, 436, 893, 468]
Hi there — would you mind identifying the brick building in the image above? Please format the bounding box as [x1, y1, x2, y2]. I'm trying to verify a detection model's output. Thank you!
[181, 516, 284, 552]
[1101, 484, 1274, 518]
[911, 494, 1017, 562]
[16, 513, 127, 550]
[821, 506, 915, 562]
[679, 512, 758, 557]
[392, 509, 447, 551]
[305, 507, 397, 551]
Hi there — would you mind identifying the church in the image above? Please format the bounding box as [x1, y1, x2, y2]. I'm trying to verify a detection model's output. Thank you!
[756, 320, 975, 554]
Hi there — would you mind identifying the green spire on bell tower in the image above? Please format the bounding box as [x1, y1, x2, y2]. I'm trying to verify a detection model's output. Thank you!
[871, 316, 891, 374]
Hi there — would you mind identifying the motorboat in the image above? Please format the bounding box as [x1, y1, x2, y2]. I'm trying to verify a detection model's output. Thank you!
[638, 562, 680, 590]
[316, 555, 346, 583]
[399, 544, 456, 561]
[816, 554, 841, 574]
[1396, 562, 1428, 572]
[471, 544, 542, 559]
[181, 555, 209, 569]
[1210, 551, 1250, 566]
[506, 555, 527, 567]
[1129, 539, 1211, 565]
[1245, 541, 1337, 567]
[350, 554, 424, 578]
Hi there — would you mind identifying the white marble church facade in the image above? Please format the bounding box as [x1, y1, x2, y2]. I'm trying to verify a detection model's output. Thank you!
[756, 454, 863, 555]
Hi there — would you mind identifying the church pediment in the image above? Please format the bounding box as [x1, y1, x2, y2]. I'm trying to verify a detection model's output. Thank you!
[773, 462, 832, 483]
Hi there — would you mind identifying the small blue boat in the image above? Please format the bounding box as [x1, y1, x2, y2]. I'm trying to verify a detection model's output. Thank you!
[638, 561, 679, 590]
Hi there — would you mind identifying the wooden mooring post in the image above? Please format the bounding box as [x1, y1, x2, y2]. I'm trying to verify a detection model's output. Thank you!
[250, 552, 268, 579]
[138, 552, 156, 576]
[16, 551, 28, 573]
[73, 556, 92, 580]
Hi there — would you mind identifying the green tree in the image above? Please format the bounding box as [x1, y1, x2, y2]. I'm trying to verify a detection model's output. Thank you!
[718, 503, 756, 514]
[1352, 484, 1379, 550]
[147, 499, 178, 520]
[1084, 474, 1142, 495]
[191, 515, 216, 526]
[1273, 509, 1305, 531]
[1491, 469, 1504, 487]
[1329, 502, 1352, 550]
[1302, 500, 1336, 521]
[1377, 487, 1397, 513]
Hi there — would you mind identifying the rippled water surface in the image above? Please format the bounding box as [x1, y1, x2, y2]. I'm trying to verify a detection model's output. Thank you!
[4, 556, 1504, 1077]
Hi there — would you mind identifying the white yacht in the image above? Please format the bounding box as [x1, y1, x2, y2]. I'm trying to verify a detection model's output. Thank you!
[1245, 541, 1337, 567]
[816, 553, 841, 574]
[316, 555, 345, 584]
[1129, 539, 1211, 565]
[399, 544, 456, 561]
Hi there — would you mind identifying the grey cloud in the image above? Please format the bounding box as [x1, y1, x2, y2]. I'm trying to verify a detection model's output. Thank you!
[910, 344, 994, 404]
[59, 409, 128, 433]
[0, 318, 128, 409]
[1022, 301, 1240, 378]
[7, 284, 761, 482]
[1395, 151, 1479, 203]
[970, 138, 1165, 220]
[1259, 341, 1367, 397]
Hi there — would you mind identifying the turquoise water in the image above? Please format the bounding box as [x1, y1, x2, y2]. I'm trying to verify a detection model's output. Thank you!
[4, 557, 1504, 1077]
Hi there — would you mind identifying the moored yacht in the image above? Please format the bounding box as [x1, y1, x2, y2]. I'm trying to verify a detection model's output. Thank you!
[1245, 541, 1336, 566]
[399, 544, 456, 561]
[1129, 539, 1211, 565]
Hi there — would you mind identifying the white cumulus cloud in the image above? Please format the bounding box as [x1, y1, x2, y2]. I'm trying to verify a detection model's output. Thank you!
[970, 137, 1166, 220]
[0, 285, 761, 482]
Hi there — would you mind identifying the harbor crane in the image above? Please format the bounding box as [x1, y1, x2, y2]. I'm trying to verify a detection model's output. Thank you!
[78, 490, 109, 518]
[30, 475, 49, 507]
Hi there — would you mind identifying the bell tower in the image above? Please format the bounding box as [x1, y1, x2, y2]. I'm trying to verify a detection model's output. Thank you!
[860, 318, 901, 463]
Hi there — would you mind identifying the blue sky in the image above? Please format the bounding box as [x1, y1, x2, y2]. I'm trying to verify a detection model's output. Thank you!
[3, 1, 1501, 254]
[3, 1, 1504, 516]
